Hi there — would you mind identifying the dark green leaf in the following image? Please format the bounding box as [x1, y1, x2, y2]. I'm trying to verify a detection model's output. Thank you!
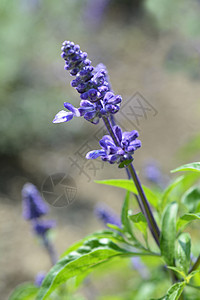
[160, 202, 178, 265]
[176, 233, 191, 275]
[171, 162, 200, 173]
[9, 283, 38, 300]
[95, 179, 159, 209]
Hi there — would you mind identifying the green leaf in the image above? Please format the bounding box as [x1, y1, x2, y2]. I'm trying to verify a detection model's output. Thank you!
[36, 238, 149, 300]
[166, 282, 185, 300]
[121, 191, 135, 238]
[95, 179, 159, 209]
[167, 266, 186, 279]
[171, 162, 200, 173]
[160, 176, 184, 210]
[61, 230, 125, 257]
[160, 202, 178, 265]
[181, 186, 200, 213]
[150, 282, 185, 300]
[129, 212, 148, 240]
[9, 283, 38, 300]
[176, 233, 191, 275]
[177, 213, 200, 231]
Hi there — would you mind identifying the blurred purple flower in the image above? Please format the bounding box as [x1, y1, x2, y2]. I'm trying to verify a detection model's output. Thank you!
[32, 219, 56, 236]
[131, 257, 149, 279]
[84, 0, 110, 29]
[22, 183, 48, 220]
[35, 271, 46, 287]
[94, 203, 121, 228]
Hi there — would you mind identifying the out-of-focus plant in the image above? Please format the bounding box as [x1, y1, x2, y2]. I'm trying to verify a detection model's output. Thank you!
[9, 39, 200, 300]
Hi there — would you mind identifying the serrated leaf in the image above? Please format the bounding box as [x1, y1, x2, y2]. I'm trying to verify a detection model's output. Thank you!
[36, 238, 149, 300]
[95, 179, 159, 209]
[171, 162, 200, 173]
[9, 283, 38, 300]
[177, 213, 200, 231]
[166, 282, 185, 300]
[176, 233, 191, 275]
[181, 186, 200, 213]
[129, 212, 148, 240]
[160, 202, 178, 266]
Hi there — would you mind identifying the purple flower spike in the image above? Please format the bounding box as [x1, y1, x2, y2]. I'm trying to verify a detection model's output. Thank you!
[32, 219, 56, 236]
[54, 41, 123, 125]
[53, 110, 74, 124]
[22, 183, 49, 220]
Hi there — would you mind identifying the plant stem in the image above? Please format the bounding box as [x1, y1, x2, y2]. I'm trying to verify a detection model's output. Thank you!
[127, 164, 160, 247]
[102, 116, 160, 247]
[42, 235, 57, 266]
[189, 254, 200, 273]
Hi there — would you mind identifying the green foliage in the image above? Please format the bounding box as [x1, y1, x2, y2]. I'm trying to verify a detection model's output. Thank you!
[95, 179, 159, 209]
[8, 283, 38, 300]
[177, 213, 200, 231]
[160, 202, 178, 266]
[11, 162, 200, 299]
[171, 162, 200, 174]
[181, 186, 200, 213]
[176, 233, 191, 275]
[129, 212, 148, 242]
[36, 237, 151, 300]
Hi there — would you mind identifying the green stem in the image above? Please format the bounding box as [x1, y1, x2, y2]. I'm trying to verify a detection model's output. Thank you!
[127, 164, 160, 247]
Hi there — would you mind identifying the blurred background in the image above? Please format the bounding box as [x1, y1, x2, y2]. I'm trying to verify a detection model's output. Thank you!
[1, 0, 200, 299]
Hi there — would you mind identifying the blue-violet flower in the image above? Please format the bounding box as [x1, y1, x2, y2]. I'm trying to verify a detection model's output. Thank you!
[53, 41, 122, 125]
[32, 219, 56, 236]
[22, 183, 49, 220]
[86, 125, 141, 164]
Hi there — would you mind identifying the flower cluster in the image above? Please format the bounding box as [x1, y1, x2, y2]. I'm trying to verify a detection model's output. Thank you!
[53, 41, 122, 124]
[86, 125, 141, 164]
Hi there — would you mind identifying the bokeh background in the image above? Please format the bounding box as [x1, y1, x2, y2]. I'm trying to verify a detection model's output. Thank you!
[1, 0, 200, 299]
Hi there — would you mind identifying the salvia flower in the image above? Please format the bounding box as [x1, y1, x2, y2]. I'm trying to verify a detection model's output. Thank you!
[22, 183, 48, 220]
[86, 125, 141, 165]
[53, 41, 122, 125]
[94, 203, 121, 228]
[32, 219, 56, 236]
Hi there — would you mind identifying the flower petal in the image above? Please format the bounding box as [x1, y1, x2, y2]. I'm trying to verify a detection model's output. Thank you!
[86, 150, 106, 160]
[64, 102, 80, 117]
[53, 110, 74, 123]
